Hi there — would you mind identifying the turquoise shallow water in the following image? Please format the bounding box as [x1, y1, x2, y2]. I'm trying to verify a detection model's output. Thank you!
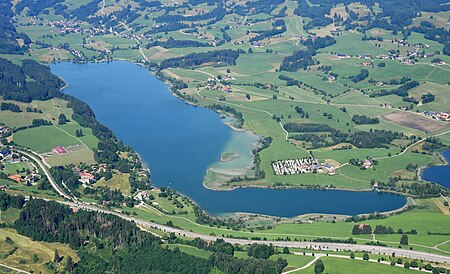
[50, 61, 406, 217]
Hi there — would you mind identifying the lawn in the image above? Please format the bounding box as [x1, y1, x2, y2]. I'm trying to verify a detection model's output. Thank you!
[2, 162, 31, 175]
[0, 208, 20, 225]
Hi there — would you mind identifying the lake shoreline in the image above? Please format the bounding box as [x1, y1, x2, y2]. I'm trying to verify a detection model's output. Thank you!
[419, 149, 450, 189]
[51, 60, 408, 217]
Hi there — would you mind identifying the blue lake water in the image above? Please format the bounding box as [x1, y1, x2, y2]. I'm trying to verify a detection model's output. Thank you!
[422, 150, 450, 189]
[50, 61, 406, 217]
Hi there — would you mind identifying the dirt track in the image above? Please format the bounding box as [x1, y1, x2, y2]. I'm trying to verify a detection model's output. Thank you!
[382, 111, 446, 132]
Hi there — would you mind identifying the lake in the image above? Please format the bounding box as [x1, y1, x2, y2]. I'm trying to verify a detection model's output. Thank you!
[50, 61, 406, 217]
[422, 149, 450, 189]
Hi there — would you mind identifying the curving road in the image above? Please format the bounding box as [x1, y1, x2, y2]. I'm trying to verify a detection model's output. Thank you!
[16, 146, 450, 266]
[17, 148, 72, 200]
[63, 200, 450, 265]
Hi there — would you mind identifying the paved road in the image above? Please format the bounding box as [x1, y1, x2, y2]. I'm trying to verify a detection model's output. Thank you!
[17, 146, 450, 266]
[17, 149, 72, 200]
[63, 200, 450, 265]
[0, 263, 31, 274]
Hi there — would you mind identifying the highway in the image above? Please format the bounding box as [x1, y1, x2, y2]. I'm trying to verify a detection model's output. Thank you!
[17, 148, 72, 200]
[15, 146, 450, 266]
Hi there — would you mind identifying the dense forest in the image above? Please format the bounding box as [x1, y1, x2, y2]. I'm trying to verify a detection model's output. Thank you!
[232, 0, 285, 16]
[352, 115, 380, 125]
[0, 58, 64, 102]
[280, 50, 315, 71]
[0, 2, 30, 54]
[15, 0, 63, 16]
[295, 0, 450, 30]
[146, 37, 212, 49]
[280, 36, 335, 71]
[159, 49, 239, 69]
[250, 19, 286, 43]
[11, 196, 287, 273]
[286, 122, 403, 149]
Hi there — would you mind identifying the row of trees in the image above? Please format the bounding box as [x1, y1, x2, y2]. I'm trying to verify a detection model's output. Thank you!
[372, 81, 420, 97]
[284, 123, 333, 133]
[0, 102, 21, 112]
[352, 115, 380, 125]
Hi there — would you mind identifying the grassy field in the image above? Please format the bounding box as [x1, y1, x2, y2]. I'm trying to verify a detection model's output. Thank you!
[0, 228, 78, 273]
[0, 98, 99, 165]
[0, 208, 20, 225]
[14, 126, 86, 153]
[2, 162, 31, 175]
[300, 256, 421, 274]
[94, 172, 131, 195]
[115, 195, 450, 257]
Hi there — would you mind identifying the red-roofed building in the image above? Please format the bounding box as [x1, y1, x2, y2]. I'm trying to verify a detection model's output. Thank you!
[8, 174, 22, 183]
[53, 146, 67, 155]
[79, 171, 95, 184]
[438, 111, 450, 121]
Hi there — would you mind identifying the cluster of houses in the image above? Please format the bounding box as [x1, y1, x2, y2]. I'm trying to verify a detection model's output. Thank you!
[392, 38, 430, 49]
[7, 171, 41, 185]
[336, 53, 351, 59]
[406, 49, 434, 59]
[424, 110, 450, 121]
[361, 159, 374, 169]
[0, 148, 21, 164]
[272, 158, 336, 176]
[376, 53, 417, 65]
[205, 77, 234, 93]
[76, 164, 108, 185]
[31, 17, 150, 42]
[1, 147, 42, 186]
[0, 125, 10, 138]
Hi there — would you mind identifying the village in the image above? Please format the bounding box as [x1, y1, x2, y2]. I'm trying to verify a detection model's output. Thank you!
[334, 37, 439, 67]
[424, 110, 450, 121]
[0, 146, 42, 188]
[272, 157, 337, 176]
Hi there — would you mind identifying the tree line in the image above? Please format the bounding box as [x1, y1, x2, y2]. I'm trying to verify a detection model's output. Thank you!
[159, 49, 240, 69]
[10, 195, 288, 273]
[0, 58, 65, 103]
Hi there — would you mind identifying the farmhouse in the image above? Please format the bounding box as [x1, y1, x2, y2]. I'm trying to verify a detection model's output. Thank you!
[0, 126, 9, 136]
[0, 149, 11, 158]
[8, 174, 22, 183]
[438, 111, 450, 121]
[336, 53, 350, 59]
[7, 154, 21, 164]
[135, 190, 150, 201]
[362, 159, 374, 169]
[359, 54, 372, 59]
[221, 86, 233, 93]
[79, 171, 95, 184]
[53, 146, 68, 155]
